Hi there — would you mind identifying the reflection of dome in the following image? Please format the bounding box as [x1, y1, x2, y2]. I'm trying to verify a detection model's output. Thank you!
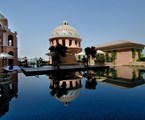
[54, 88, 81, 106]
[50, 20, 80, 39]
[0, 14, 6, 20]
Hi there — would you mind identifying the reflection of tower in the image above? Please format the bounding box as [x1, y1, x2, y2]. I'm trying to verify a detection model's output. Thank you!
[49, 21, 82, 64]
[0, 13, 18, 68]
[0, 72, 18, 117]
[49, 72, 82, 106]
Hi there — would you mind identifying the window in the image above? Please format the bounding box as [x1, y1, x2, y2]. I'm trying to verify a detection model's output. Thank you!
[75, 40, 77, 46]
[69, 40, 72, 46]
[8, 35, 13, 46]
[9, 40, 12, 46]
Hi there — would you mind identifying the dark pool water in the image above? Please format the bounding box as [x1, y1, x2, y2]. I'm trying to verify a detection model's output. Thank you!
[1, 66, 145, 120]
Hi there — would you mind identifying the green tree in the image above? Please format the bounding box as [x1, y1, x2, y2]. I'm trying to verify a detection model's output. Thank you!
[95, 53, 105, 64]
[84, 46, 96, 65]
[111, 50, 116, 63]
[49, 44, 67, 69]
[132, 48, 136, 61]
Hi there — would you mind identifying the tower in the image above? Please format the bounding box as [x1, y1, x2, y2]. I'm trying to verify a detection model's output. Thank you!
[49, 21, 82, 64]
[0, 14, 18, 68]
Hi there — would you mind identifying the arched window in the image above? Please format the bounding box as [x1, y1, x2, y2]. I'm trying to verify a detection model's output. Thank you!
[8, 35, 13, 46]
[8, 51, 14, 56]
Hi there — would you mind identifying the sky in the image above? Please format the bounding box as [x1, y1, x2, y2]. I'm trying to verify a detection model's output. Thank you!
[1, 0, 145, 60]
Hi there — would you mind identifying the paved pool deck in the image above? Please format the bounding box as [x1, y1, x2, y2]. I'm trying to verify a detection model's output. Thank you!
[21, 65, 109, 76]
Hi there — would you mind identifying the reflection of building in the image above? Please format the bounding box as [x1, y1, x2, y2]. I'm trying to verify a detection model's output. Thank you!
[49, 21, 82, 64]
[0, 14, 18, 68]
[102, 66, 145, 88]
[0, 72, 18, 117]
[96, 40, 145, 65]
[49, 72, 82, 106]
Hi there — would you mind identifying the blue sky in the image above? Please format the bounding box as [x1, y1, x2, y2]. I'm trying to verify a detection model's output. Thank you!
[1, 0, 145, 59]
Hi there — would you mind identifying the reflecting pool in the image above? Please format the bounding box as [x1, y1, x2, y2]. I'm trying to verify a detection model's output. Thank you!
[0, 66, 145, 120]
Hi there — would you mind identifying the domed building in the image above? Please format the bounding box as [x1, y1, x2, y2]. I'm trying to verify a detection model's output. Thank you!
[49, 21, 82, 64]
[0, 13, 18, 69]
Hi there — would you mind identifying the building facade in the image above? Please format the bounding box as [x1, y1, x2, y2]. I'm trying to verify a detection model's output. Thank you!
[0, 14, 18, 68]
[49, 21, 82, 64]
[96, 40, 145, 65]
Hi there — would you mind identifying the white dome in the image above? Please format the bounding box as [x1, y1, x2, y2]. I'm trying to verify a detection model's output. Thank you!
[50, 21, 81, 39]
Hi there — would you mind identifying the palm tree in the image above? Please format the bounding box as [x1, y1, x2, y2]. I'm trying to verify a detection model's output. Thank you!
[82, 56, 88, 66]
[90, 46, 96, 58]
[49, 44, 67, 69]
[84, 47, 91, 66]
[84, 46, 96, 65]
[22, 56, 28, 67]
[56, 43, 67, 57]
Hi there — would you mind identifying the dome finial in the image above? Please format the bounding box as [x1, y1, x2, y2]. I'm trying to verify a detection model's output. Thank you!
[62, 20, 69, 25]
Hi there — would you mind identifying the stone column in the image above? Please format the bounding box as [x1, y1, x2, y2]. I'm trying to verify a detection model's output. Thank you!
[3, 33, 7, 46]
[65, 39, 69, 47]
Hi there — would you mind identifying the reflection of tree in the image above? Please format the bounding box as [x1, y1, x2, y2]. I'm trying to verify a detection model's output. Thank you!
[83, 72, 97, 90]
[102, 68, 117, 79]
[138, 70, 144, 80]
[50, 80, 67, 98]
[95, 69, 106, 79]
[88, 68, 117, 80]
[111, 68, 117, 79]
[132, 69, 144, 81]
[85, 77, 97, 90]
[131, 70, 137, 81]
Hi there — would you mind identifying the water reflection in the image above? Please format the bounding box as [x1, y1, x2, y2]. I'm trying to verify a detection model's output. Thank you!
[47, 66, 145, 106]
[93, 66, 145, 88]
[1, 66, 145, 119]
[0, 72, 18, 117]
[48, 72, 82, 106]
[83, 71, 97, 90]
